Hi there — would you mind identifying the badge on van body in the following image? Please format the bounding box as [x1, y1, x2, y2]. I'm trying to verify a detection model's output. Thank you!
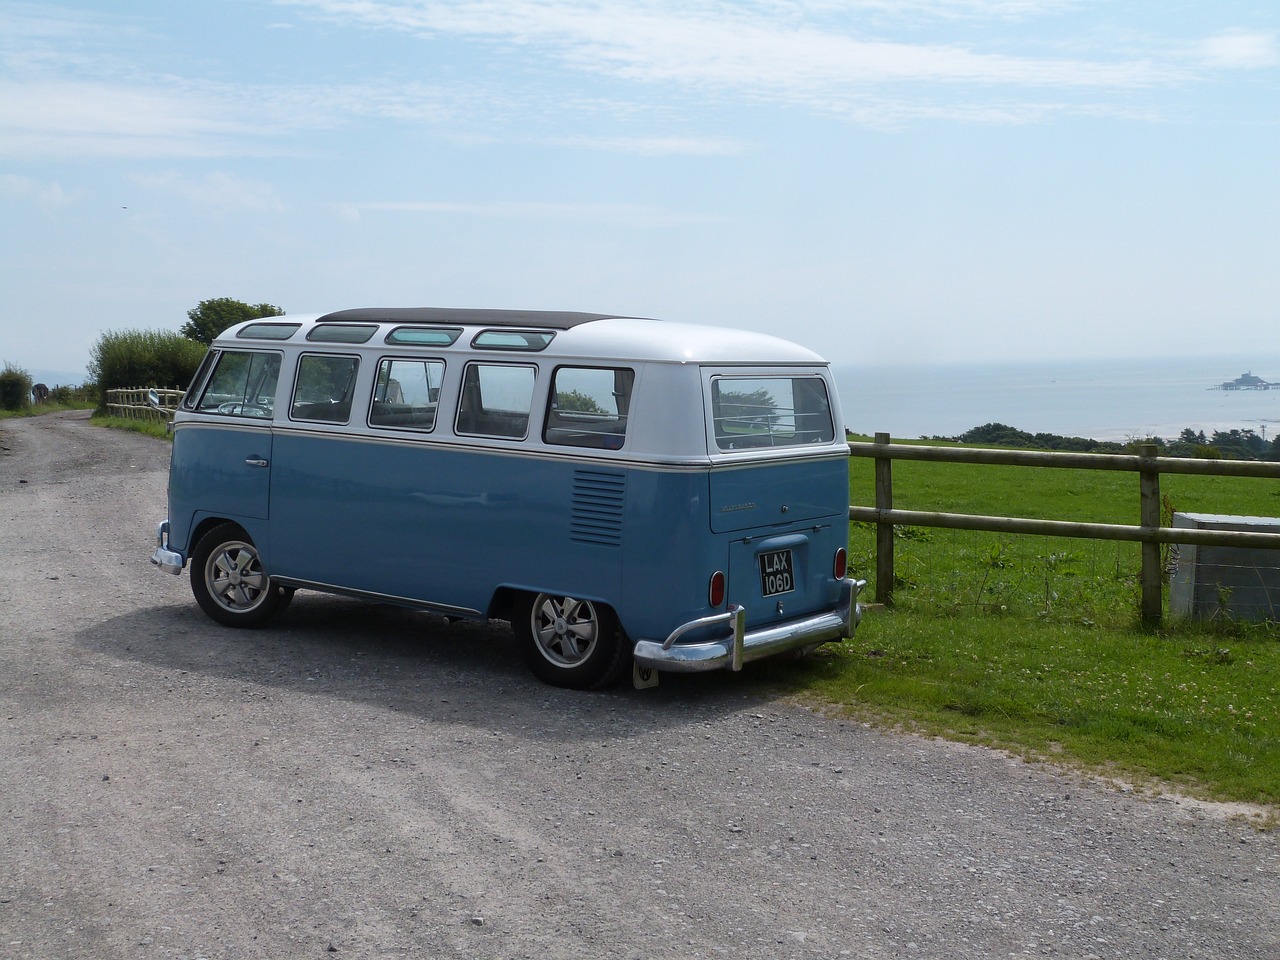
[632, 661, 659, 689]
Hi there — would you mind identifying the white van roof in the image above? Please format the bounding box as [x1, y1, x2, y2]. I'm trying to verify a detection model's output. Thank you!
[217, 308, 828, 366]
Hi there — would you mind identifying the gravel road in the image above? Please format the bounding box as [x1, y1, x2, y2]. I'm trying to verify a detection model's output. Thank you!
[1, 411, 1276, 960]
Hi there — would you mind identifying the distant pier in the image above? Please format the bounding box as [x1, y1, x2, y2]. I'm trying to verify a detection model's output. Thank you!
[1213, 371, 1273, 391]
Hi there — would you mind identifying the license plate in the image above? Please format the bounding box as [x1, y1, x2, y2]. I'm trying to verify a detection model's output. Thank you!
[759, 548, 795, 597]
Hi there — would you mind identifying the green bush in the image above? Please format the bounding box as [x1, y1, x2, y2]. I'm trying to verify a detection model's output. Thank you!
[0, 362, 33, 411]
[48, 384, 95, 406]
[87, 329, 208, 408]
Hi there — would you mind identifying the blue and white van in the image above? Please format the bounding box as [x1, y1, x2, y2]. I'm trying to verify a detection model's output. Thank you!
[150, 308, 864, 689]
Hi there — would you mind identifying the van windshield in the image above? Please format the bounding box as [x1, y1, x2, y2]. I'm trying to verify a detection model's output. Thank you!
[711, 376, 834, 451]
[194, 351, 282, 419]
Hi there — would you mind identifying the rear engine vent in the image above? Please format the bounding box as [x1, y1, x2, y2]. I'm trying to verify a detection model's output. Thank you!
[571, 470, 627, 546]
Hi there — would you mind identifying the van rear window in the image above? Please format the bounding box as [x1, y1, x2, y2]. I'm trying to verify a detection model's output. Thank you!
[711, 376, 834, 451]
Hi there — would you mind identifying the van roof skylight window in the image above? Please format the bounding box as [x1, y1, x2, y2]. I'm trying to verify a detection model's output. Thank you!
[385, 326, 463, 347]
[307, 323, 377, 344]
[471, 329, 555, 351]
[237, 322, 301, 340]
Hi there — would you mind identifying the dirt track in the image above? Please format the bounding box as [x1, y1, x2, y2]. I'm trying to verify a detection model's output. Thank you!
[1, 411, 1277, 959]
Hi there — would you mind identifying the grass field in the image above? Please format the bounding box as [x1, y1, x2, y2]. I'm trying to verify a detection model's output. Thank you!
[760, 443, 1280, 813]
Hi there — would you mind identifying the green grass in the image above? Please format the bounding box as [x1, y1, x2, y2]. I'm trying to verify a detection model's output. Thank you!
[0, 401, 94, 419]
[771, 615, 1279, 810]
[90, 412, 172, 440]
[776, 444, 1280, 811]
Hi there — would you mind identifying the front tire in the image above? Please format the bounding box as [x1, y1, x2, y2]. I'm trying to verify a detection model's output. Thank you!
[190, 523, 286, 627]
[514, 593, 630, 690]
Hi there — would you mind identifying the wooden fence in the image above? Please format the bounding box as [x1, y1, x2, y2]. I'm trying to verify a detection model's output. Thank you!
[848, 432, 1280, 628]
[105, 387, 183, 422]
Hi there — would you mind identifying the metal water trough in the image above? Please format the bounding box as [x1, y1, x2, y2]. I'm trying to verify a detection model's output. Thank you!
[1170, 513, 1280, 622]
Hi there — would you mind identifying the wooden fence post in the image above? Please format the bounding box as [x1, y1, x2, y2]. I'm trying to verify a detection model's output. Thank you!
[874, 432, 895, 607]
[1138, 443, 1163, 629]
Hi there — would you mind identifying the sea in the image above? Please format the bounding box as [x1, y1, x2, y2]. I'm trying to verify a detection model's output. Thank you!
[834, 353, 1280, 444]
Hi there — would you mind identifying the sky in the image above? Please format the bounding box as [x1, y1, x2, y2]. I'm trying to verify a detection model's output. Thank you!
[2, 0, 1278, 385]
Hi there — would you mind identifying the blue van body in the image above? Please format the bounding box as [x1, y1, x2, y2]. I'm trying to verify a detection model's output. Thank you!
[151, 308, 864, 689]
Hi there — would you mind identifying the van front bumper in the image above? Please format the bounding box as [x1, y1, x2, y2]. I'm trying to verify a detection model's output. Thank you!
[632, 578, 866, 673]
[150, 520, 185, 575]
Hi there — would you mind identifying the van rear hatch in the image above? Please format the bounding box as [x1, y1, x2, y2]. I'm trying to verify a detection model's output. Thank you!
[708, 456, 847, 534]
[710, 455, 849, 626]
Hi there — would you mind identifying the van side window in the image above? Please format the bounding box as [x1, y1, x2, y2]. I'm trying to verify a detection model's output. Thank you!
[291, 354, 359, 423]
[455, 363, 535, 439]
[711, 376, 834, 450]
[544, 366, 634, 450]
[369, 358, 444, 431]
[194, 351, 281, 419]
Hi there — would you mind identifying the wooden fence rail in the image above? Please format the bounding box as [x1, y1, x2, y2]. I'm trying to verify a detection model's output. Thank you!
[848, 432, 1280, 628]
[105, 387, 183, 422]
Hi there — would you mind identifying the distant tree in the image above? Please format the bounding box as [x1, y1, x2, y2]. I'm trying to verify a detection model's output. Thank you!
[181, 298, 284, 346]
[958, 423, 1035, 448]
[1031, 432, 1097, 453]
[1121, 436, 1167, 455]
[1210, 428, 1264, 460]
[1178, 428, 1208, 445]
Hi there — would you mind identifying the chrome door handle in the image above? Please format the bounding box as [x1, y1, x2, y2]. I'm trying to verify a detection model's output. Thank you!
[245, 458, 269, 467]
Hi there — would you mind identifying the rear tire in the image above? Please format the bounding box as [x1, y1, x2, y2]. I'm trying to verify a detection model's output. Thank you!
[190, 523, 286, 627]
[513, 592, 630, 690]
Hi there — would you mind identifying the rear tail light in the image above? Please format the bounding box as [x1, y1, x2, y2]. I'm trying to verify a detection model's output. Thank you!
[834, 547, 847, 581]
[709, 570, 726, 607]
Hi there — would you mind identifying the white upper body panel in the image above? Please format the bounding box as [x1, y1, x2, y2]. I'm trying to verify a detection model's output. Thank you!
[197, 309, 845, 466]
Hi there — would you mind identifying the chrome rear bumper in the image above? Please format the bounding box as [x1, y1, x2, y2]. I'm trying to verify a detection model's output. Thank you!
[632, 578, 866, 673]
[150, 520, 185, 575]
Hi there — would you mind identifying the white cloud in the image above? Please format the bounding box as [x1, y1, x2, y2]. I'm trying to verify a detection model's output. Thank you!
[280, 0, 1178, 92]
[132, 171, 286, 213]
[1198, 30, 1279, 70]
[0, 80, 277, 159]
[0, 173, 71, 207]
[543, 134, 747, 156]
[337, 199, 721, 227]
[0, 75, 472, 159]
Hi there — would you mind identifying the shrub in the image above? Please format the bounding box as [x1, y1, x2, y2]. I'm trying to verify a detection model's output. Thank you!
[87, 329, 208, 408]
[0, 362, 33, 411]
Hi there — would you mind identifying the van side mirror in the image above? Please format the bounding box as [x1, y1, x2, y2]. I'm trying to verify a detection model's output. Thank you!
[146, 388, 175, 433]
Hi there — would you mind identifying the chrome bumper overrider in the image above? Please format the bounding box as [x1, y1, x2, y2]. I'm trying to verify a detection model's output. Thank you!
[632, 578, 867, 673]
[150, 520, 184, 575]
